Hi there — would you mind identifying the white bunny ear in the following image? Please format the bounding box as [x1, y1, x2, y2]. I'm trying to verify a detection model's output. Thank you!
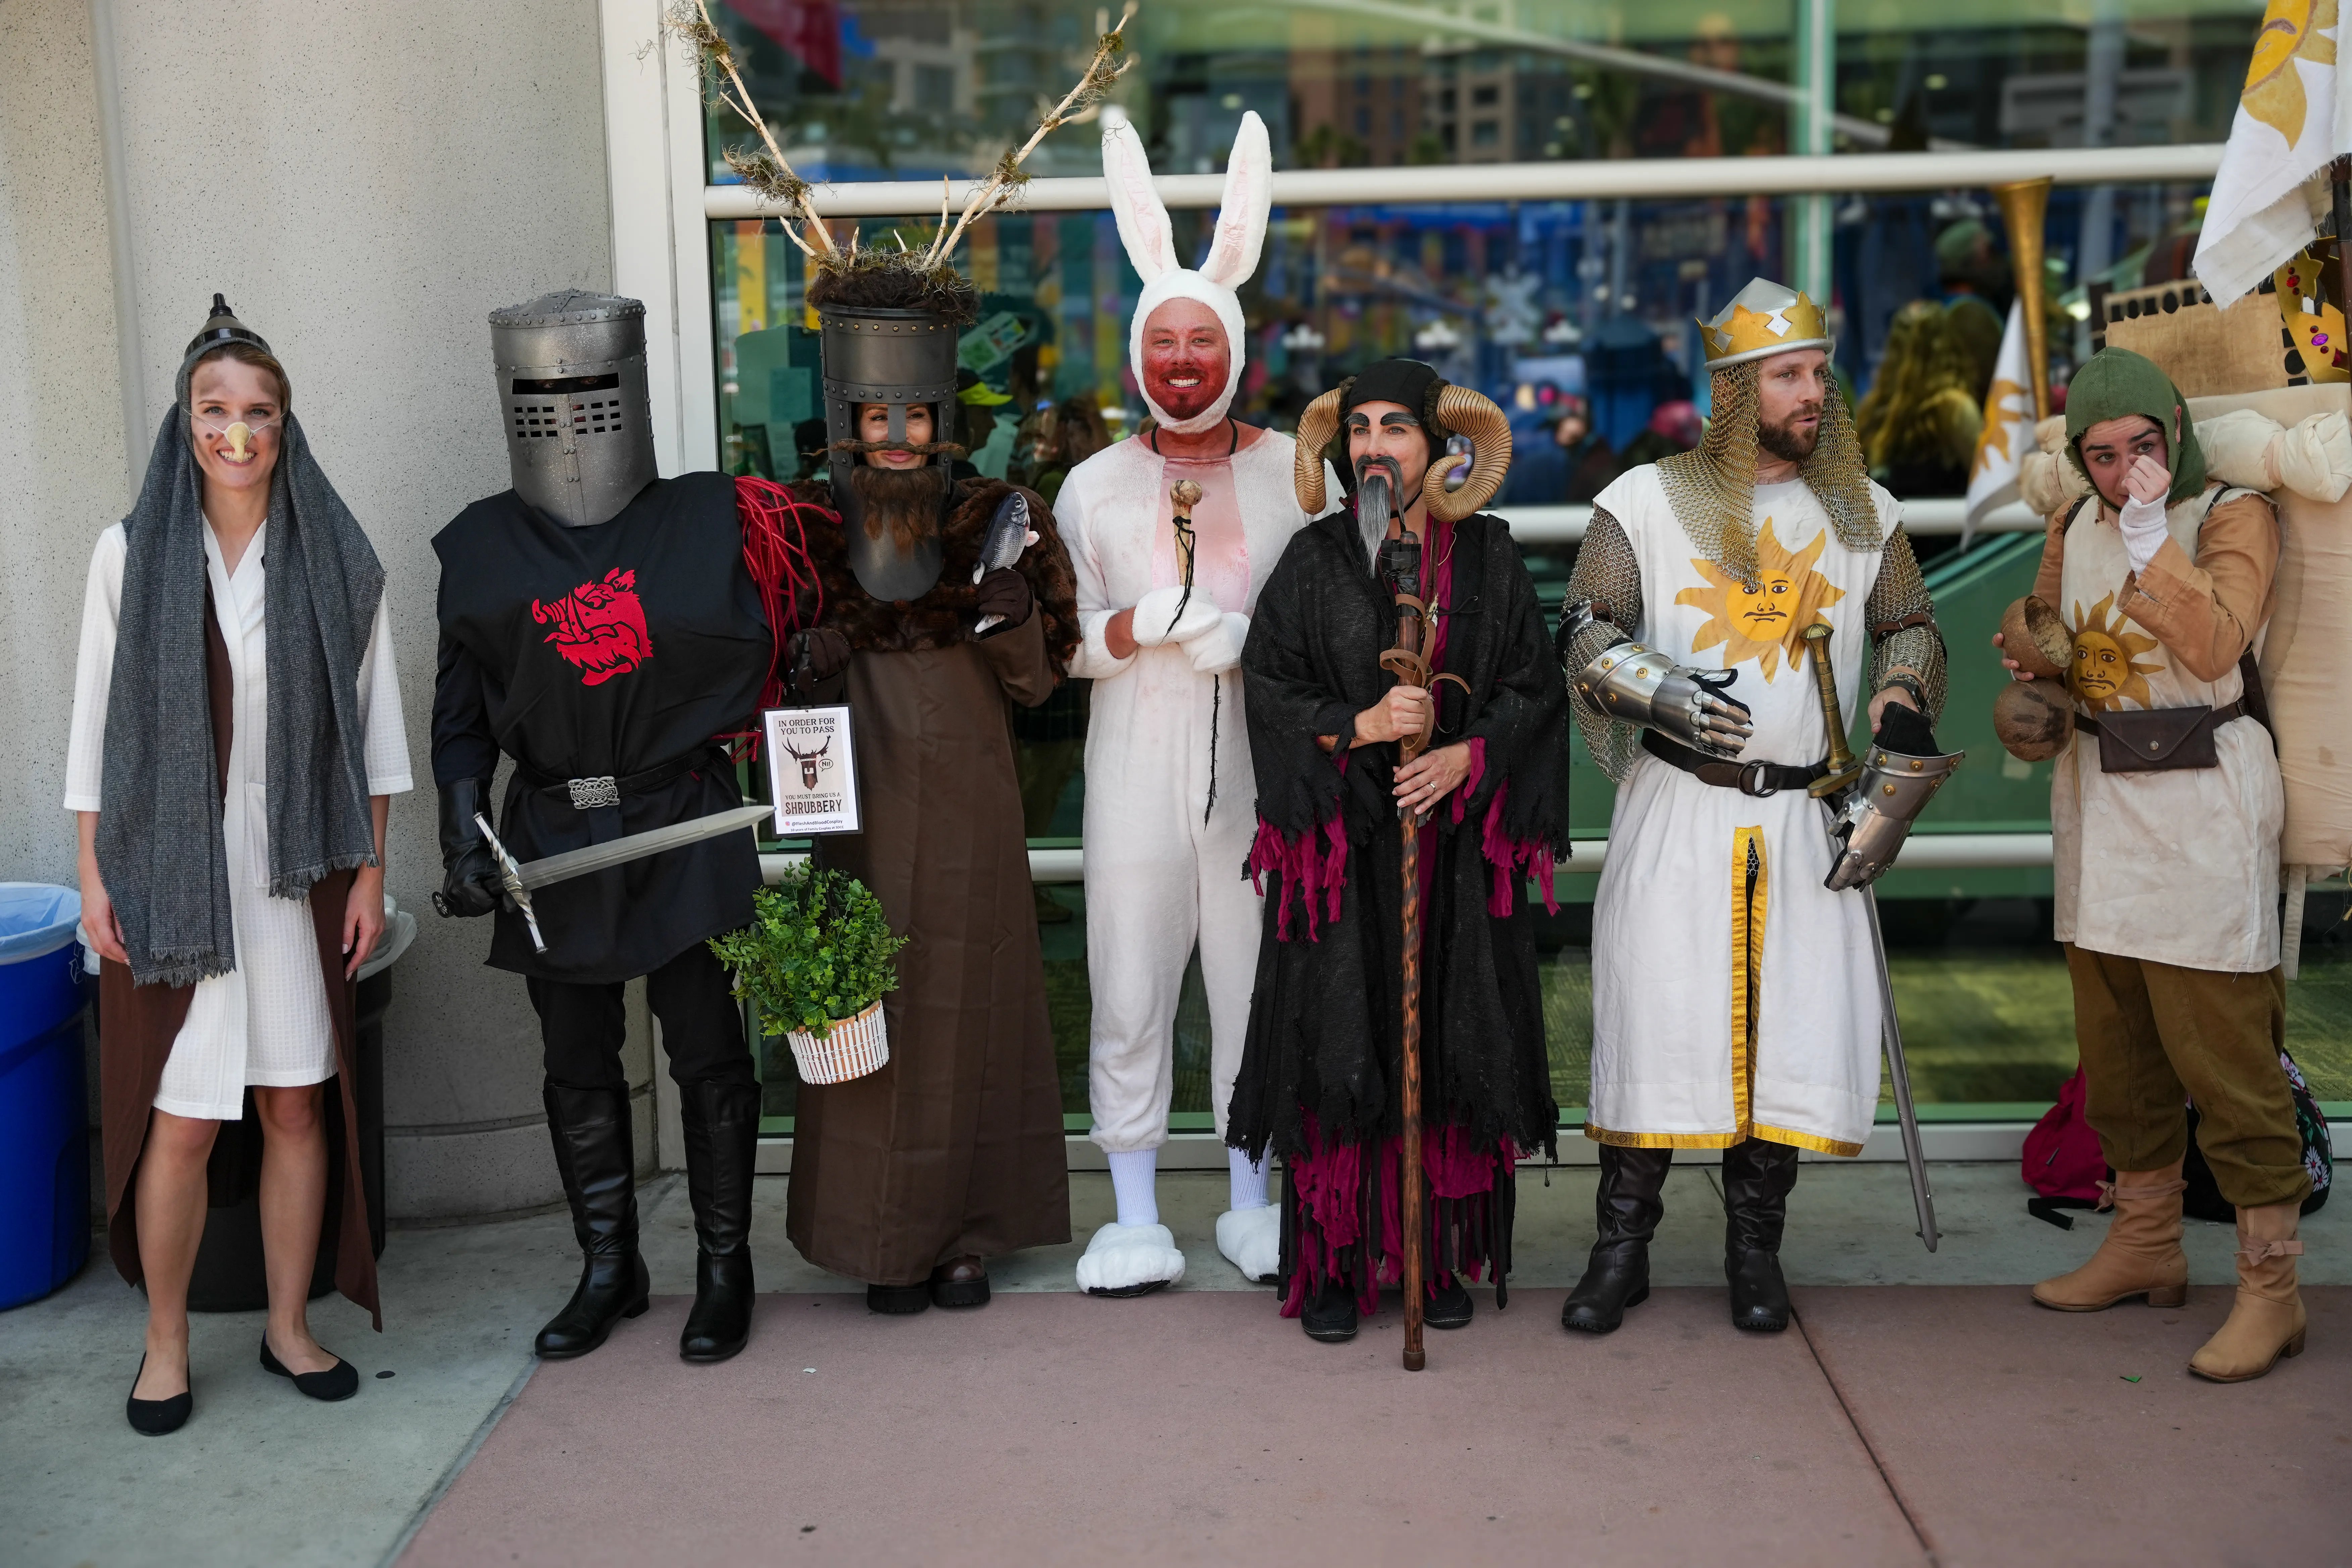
[1199, 111, 1272, 289]
[1102, 117, 1177, 283]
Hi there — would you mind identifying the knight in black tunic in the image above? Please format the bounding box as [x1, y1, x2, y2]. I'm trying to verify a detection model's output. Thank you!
[432, 292, 804, 1368]
[1228, 360, 1569, 1344]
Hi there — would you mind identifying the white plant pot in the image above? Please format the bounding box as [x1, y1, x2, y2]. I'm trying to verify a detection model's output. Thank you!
[786, 998, 889, 1084]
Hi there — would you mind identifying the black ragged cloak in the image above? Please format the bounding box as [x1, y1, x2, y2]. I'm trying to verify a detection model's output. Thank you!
[1226, 508, 1569, 1163]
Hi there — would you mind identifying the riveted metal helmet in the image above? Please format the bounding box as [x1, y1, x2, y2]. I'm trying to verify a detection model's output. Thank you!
[489, 290, 656, 528]
[819, 304, 960, 599]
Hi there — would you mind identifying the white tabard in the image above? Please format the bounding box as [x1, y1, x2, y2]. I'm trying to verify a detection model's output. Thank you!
[64, 521, 413, 1121]
[2051, 485, 2283, 972]
[1585, 468, 1898, 1155]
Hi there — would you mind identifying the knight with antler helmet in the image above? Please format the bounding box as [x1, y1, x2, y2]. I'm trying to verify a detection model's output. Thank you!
[1052, 109, 1315, 1297]
[1558, 278, 1950, 1341]
[1225, 357, 1571, 1345]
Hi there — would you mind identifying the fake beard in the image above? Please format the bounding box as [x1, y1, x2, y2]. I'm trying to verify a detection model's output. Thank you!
[1353, 455, 1409, 569]
[847, 461, 952, 553]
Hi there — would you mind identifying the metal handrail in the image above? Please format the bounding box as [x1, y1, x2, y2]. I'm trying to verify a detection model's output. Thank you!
[707, 144, 2223, 221]
[1507, 496, 2043, 544]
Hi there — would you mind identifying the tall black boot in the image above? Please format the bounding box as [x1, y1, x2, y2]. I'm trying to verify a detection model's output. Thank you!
[678, 1080, 762, 1363]
[1562, 1146, 1672, 1333]
[534, 1083, 651, 1359]
[1722, 1137, 1799, 1332]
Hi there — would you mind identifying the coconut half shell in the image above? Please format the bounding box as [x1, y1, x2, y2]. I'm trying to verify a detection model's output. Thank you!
[2000, 595, 2073, 680]
[1993, 677, 2075, 762]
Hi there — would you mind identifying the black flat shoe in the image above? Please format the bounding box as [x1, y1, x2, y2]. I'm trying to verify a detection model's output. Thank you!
[930, 1257, 990, 1310]
[260, 1338, 359, 1401]
[867, 1281, 932, 1315]
[1726, 1248, 1791, 1333]
[1301, 1279, 1359, 1343]
[126, 1355, 191, 1436]
[1425, 1277, 1474, 1330]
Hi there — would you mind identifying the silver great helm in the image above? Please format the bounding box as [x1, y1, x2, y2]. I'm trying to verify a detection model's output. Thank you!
[1824, 741, 1965, 891]
[820, 305, 960, 600]
[489, 290, 656, 529]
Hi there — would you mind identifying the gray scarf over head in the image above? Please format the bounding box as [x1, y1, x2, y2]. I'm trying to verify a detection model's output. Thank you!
[98, 362, 385, 987]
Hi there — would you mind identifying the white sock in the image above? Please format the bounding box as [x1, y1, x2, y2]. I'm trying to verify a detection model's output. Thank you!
[1228, 1147, 1269, 1211]
[1107, 1147, 1159, 1227]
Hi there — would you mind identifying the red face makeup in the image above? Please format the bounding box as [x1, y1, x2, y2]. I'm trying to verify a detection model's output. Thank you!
[1140, 297, 1230, 423]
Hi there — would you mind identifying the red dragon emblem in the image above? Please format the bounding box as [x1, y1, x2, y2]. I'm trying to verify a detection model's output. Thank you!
[533, 568, 652, 687]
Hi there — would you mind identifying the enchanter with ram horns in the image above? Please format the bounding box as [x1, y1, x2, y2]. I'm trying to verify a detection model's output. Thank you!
[1559, 278, 1948, 1338]
[1226, 358, 1570, 1344]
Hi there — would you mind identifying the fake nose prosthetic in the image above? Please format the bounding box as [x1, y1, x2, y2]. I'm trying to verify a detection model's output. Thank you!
[223, 422, 254, 459]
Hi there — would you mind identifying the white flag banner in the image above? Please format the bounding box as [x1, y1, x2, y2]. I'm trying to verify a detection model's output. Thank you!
[1964, 299, 2035, 547]
[2193, 0, 2352, 307]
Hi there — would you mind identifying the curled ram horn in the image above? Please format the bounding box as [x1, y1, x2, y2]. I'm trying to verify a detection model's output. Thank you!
[1426, 383, 1513, 521]
[1293, 386, 1344, 513]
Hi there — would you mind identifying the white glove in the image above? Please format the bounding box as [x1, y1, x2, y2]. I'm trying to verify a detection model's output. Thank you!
[1183, 611, 1249, 674]
[2117, 492, 2168, 575]
[1129, 585, 1223, 648]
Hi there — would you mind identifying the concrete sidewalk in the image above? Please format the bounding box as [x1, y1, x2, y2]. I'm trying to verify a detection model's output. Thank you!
[2, 1164, 2342, 1568]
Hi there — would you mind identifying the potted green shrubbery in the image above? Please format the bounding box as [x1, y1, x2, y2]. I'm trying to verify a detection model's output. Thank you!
[709, 865, 907, 1084]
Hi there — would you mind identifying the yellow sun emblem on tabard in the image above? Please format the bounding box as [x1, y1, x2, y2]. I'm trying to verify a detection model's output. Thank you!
[1674, 517, 1845, 682]
[2068, 592, 2164, 712]
[2241, 0, 2337, 144]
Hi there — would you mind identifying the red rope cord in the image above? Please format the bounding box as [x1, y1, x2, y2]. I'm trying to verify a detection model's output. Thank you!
[726, 476, 831, 762]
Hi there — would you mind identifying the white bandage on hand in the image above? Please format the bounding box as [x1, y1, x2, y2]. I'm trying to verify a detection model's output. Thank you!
[1183, 611, 1249, 674]
[1129, 585, 1223, 648]
[2117, 492, 2169, 575]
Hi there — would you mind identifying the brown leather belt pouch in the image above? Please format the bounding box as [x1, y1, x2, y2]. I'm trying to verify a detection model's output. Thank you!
[2080, 701, 2240, 773]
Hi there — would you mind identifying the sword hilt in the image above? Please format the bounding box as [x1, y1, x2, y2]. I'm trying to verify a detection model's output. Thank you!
[474, 811, 547, 955]
[1802, 622, 1862, 799]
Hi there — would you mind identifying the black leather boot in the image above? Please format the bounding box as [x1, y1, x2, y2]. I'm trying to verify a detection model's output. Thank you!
[1562, 1145, 1672, 1333]
[678, 1080, 762, 1363]
[534, 1083, 651, 1359]
[1722, 1137, 1799, 1333]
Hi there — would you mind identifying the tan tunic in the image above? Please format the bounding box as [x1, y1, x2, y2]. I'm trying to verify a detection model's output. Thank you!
[785, 613, 1072, 1284]
[2034, 484, 2285, 972]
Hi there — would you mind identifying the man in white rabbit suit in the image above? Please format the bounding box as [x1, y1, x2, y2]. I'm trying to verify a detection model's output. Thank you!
[1056, 110, 1313, 1294]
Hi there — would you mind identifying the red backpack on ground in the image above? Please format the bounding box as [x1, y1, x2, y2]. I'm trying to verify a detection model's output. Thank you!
[2021, 1067, 2110, 1227]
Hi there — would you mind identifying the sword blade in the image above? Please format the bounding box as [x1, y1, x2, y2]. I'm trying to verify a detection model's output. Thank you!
[516, 803, 772, 890]
[1861, 885, 1939, 1252]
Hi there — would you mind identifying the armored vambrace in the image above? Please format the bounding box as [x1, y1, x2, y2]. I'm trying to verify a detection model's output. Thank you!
[1561, 601, 1754, 761]
[1824, 742, 1965, 892]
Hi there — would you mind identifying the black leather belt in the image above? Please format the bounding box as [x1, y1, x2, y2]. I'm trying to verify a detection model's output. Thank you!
[1642, 730, 1827, 798]
[514, 746, 726, 810]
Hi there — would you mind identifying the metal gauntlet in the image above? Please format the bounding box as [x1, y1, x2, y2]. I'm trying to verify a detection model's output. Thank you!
[1570, 638, 1754, 761]
[1824, 743, 1965, 892]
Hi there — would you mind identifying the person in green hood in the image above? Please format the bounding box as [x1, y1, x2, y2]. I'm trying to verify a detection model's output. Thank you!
[1996, 347, 2306, 1384]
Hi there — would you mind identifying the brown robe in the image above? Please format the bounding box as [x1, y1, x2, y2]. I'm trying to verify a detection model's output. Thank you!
[99, 592, 378, 1327]
[786, 614, 1073, 1285]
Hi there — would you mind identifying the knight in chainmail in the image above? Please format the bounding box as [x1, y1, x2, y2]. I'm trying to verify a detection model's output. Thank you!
[1554, 278, 1950, 1341]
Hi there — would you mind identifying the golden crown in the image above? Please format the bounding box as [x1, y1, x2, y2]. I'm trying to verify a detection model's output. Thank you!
[1700, 280, 1832, 369]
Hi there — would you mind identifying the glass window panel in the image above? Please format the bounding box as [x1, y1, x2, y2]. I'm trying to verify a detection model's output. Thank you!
[698, 0, 2254, 189]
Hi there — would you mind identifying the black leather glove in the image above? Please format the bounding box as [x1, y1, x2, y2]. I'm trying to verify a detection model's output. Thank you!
[973, 567, 1034, 636]
[786, 628, 852, 699]
[435, 778, 505, 918]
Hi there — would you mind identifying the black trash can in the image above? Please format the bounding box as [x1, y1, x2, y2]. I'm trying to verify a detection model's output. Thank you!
[181, 900, 409, 1313]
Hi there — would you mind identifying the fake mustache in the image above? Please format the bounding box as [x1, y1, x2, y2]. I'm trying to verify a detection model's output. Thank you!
[827, 438, 970, 458]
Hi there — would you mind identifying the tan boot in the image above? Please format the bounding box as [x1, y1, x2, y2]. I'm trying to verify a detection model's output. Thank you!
[2031, 1161, 2190, 1311]
[2188, 1201, 2307, 1383]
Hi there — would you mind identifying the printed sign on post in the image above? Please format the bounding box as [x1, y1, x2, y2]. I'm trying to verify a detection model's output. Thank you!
[762, 705, 861, 836]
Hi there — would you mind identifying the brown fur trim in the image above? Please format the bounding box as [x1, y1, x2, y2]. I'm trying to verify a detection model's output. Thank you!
[799, 477, 1080, 676]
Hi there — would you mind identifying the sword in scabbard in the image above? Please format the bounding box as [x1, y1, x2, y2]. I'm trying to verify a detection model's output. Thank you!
[1801, 623, 1939, 1253]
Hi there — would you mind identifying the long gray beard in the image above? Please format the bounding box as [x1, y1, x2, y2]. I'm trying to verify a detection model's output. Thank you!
[847, 461, 950, 552]
[1356, 469, 1394, 569]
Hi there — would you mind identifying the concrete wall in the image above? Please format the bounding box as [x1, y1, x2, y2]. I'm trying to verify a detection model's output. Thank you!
[0, 0, 658, 1222]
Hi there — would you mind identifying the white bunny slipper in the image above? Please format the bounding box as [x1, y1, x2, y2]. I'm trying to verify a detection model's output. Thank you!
[1215, 1204, 1281, 1283]
[1075, 1221, 1187, 1297]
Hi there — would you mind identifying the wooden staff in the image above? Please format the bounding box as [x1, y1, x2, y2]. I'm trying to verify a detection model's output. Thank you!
[1376, 522, 1432, 1372]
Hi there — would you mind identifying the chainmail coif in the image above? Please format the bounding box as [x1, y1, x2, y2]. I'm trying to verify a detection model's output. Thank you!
[1657, 359, 1879, 587]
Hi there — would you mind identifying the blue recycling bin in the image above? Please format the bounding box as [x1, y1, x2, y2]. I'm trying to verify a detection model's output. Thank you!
[0, 884, 90, 1309]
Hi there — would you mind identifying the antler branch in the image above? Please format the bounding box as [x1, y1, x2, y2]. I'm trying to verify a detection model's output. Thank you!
[664, 0, 837, 259]
[921, 2, 1137, 268]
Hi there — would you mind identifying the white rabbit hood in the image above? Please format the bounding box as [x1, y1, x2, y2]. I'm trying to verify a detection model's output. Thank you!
[1103, 111, 1273, 434]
